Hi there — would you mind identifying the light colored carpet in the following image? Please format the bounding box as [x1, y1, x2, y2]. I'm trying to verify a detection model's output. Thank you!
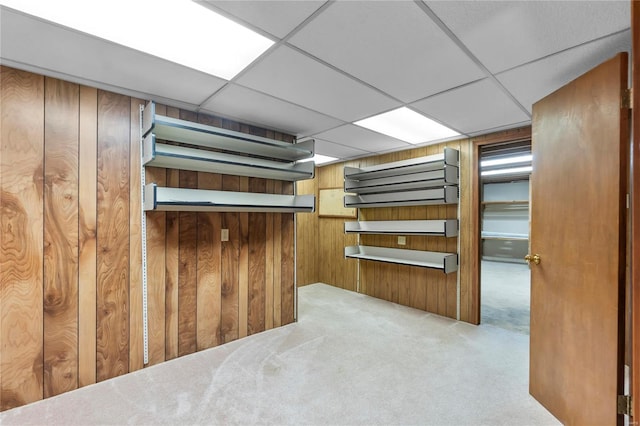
[0, 283, 558, 426]
[481, 260, 531, 334]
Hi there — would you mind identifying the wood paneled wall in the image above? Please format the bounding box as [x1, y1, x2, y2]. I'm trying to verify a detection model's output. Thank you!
[0, 66, 296, 411]
[296, 139, 474, 322]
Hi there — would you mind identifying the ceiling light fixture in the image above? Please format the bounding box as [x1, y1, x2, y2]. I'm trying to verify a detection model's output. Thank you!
[353, 107, 460, 144]
[299, 154, 337, 165]
[481, 166, 532, 177]
[481, 154, 532, 168]
[0, 0, 273, 80]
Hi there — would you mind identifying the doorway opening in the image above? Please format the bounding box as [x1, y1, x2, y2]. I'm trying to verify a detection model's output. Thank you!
[479, 140, 532, 334]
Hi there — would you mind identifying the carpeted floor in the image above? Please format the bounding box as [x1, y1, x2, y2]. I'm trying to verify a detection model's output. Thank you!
[481, 260, 531, 334]
[0, 283, 558, 425]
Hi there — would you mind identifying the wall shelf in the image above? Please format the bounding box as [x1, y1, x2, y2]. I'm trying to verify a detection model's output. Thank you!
[142, 134, 314, 181]
[481, 231, 528, 241]
[345, 220, 458, 237]
[343, 148, 459, 181]
[344, 186, 458, 208]
[344, 166, 458, 194]
[143, 184, 315, 213]
[481, 200, 528, 205]
[141, 101, 314, 162]
[344, 245, 458, 273]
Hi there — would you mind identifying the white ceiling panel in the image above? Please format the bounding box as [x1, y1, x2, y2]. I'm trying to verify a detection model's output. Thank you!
[313, 138, 371, 159]
[236, 46, 400, 122]
[200, 83, 344, 137]
[497, 31, 631, 113]
[201, 0, 326, 38]
[289, 1, 485, 103]
[427, 0, 629, 74]
[0, 8, 226, 105]
[410, 79, 530, 135]
[313, 124, 411, 154]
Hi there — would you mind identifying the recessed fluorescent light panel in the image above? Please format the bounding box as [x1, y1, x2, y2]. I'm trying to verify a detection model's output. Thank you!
[481, 154, 532, 168]
[481, 166, 532, 177]
[300, 154, 337, 165]
[354, 107, 460, 144]
[0, 0, 273, 80]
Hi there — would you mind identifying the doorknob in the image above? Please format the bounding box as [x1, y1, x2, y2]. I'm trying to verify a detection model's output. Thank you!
[525, 254, 541, 265]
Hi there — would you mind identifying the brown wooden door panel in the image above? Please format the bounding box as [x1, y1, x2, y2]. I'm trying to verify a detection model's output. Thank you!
[530, 53, 628, 425]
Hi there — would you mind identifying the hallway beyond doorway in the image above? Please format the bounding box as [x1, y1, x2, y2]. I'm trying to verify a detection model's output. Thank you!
[481, 260, 531, 334]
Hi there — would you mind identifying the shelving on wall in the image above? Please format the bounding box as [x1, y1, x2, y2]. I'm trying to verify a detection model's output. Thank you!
[343, 148, 459, 274]
[139, 100, 316, 364]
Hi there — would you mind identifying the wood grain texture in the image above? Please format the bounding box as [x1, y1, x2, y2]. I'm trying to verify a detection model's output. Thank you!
[272, 182, 282, 328]
[145, 166, 166, 366]
[248, 178, 266, 335]
[196, 171, 222, 349]
[281, 213, 295, 325]
[265, 180, 275, 331]
[238, 177, 249, 338]
[164, 106, 180, 361]
[96, 90, 130, 382]
[0, 67, 45, 410]
[178, 170, 198, 357]
[129, 98, 145, 371]
[221, 175, 240, 343]
[43, 77, 79, 398]
[295, 177, 318, 286]
[78, 85, 97, 387]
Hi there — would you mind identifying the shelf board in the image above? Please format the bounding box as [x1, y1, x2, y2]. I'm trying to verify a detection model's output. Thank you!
[142, 134, 314, 181]
[345, 220, 458, 237]
[344, 147, 459, 181]
[344, 186, 458, 208]
[481, 232, 529, 241]
[345, 165, 458, 194]
[141, 101, 313, 162]
[144, 184, 315, 213]
[344, 245, 458, 273]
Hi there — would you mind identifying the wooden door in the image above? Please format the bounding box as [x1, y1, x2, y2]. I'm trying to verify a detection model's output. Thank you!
[530, 53, 629, 425]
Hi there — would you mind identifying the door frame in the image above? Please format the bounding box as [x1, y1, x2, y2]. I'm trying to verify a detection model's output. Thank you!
[469, 127, 532, 325]
[631, 0, 639, 421]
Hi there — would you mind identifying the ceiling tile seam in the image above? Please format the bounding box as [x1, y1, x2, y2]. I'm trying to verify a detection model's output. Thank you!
[407, 77, 488, 105]
[313, 138, 376, 154]
[494, 27, 632, 77]
[414, 0, 531, 119]
[195, 1, 333, 112]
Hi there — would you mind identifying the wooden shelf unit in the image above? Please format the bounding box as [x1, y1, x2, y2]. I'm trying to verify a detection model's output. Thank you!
[345, 219, 458, 237]
[345, 246, 458, 273]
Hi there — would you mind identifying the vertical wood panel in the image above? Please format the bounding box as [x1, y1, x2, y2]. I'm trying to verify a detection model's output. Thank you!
[221, 175, 240, 343]
[281, 213, 295, 325]
[238, 177, 249, 338]
[96, 90, 130, 382]
[273, 182, 283, 328]
[129, 98, 144, 372]
[78, 85, 97, 387]
[249, 178, 266, 335]
[265, 179, 275, 331]
[164, 107, 180, 360]
[43, 77, 79, 398]
[178, 169, 197, 357]
[0, 67, 45, 410]
[145, 166, 166, 366]
[196, 171, 222, 349]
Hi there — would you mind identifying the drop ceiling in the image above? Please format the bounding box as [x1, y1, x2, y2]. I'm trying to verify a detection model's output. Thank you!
[0, 1, 631, 163]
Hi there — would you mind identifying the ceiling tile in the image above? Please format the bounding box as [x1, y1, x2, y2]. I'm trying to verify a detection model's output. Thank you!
[289, 1, 485, 103]
[202, 0, 325, 38]
[313, 139, 370, 160]
[236, 45, 400, 122]
[411, 79, 530, 135]
[0, 8, 226, 105]
[313, 124, 411, 154]
[497, 31, 631, 113]
[200, 83, 344, 137]
[427, 0, 629, 73]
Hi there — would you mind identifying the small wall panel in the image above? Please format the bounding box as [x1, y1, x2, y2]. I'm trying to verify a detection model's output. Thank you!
[248, 178, 267, 335]
[43, 77, 79, 398]
[221, 175, 240, 343]
[96, 90, 130, 381]
[0, 67, 45, 411]
[178, 170, 198, 357]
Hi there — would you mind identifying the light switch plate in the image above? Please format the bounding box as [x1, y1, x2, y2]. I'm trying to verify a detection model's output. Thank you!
[398, 236, 406, 245]
[221, 229, 229, 242]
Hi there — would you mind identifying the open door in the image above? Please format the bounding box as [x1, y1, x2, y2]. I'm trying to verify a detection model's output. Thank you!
[529, 53, 629, 425]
